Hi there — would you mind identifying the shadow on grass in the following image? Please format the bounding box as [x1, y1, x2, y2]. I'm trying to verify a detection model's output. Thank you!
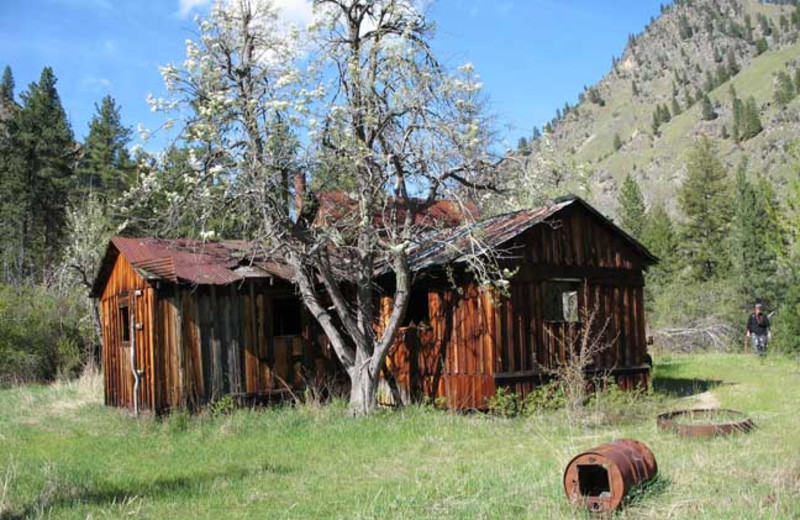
[1, 461, 294, 520]
[652, 377, 724, 398]
[624, 474, 671, 510]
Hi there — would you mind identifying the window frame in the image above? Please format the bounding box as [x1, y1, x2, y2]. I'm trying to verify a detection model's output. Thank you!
[272, 297, 303, 337]
[542, 279, 582, 324]
[118, 295, 131, 347]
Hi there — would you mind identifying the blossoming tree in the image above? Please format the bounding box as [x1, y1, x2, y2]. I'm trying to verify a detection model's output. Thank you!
[146, 0, 502, 415]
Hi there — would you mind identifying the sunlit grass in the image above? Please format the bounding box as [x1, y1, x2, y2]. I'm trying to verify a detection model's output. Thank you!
[0, 353, 798, 519]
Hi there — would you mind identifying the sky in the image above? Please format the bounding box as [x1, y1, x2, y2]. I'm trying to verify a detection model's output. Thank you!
[0, 0, 665, 151]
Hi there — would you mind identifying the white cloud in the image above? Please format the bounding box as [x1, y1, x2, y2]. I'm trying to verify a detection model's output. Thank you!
[178, 0, 211, 18]
[273, 0, 314, 27]
[177, 0, 312, 24]
[83, 77, 112, 91]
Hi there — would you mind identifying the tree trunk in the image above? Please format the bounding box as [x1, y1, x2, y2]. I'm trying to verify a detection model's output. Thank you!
[348, 364, 377, 416]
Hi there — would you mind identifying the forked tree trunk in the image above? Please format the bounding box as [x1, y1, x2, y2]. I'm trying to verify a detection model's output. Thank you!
[348, 364, 377, 416]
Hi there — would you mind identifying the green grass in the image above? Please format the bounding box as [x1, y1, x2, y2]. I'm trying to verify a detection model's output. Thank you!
[1, 354, 798, 519]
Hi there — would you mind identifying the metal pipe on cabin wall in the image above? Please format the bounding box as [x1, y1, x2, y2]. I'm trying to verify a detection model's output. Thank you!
[130, 290, 142, 416]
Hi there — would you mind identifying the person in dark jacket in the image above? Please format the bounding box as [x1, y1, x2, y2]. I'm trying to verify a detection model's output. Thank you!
[745, 303, 770, 356]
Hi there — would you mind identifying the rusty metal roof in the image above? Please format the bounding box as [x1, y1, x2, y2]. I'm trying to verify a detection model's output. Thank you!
[406, 195, 657, 272]
[90, 237, 286, 297]
[315, 191, 480, 229]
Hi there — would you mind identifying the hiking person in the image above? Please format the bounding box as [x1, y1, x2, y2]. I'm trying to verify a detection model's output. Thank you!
[745, 303, 770, 356]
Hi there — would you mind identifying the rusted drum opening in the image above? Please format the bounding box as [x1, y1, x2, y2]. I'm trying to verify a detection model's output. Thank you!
[657, 408, 754, 438]
[563, 439, 658, 513]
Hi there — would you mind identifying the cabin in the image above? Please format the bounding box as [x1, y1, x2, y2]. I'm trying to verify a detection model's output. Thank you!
[92, 195, 656, 414]
[378, 195, 657, 409]
[90, 237, 339, 413]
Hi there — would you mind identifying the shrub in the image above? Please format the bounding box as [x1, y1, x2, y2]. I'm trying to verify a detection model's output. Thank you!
[487, 387, 521, 418]
[0, 284, 94, 385]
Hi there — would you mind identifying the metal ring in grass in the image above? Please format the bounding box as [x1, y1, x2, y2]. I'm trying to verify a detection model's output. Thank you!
[657, 408, 754, 438]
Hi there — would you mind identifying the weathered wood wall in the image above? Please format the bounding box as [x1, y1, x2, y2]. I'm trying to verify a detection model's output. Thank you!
[153, 281, 337, 413]
[382, 204, 651, 410]
[100, 254, 340, 414]
[99, 254, 157, 411]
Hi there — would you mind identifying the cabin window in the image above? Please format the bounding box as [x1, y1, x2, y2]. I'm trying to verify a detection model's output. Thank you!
[543, 281, 580, 323]
[118, 298, 131, 345]
[273, 298, 302, 336]
[402, 290, 430, 327]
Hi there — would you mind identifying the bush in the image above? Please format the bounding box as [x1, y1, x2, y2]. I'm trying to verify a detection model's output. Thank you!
[488, 382, 566, 418]
[0, 284, 95, 385]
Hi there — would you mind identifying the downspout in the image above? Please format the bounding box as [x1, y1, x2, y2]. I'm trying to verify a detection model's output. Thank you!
[130, 289, 143, 416]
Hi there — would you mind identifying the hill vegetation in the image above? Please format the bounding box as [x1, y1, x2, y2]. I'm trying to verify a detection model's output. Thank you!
[512, 0, 800, 353]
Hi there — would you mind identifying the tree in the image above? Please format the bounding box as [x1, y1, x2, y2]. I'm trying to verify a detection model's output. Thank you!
[741, 97, 763, 140]
[146, 0, 503, 415]
[774, 71, 795, 107]
[617, 174, 646, 239]
[701, 94, 717, 121]
[679, 14, 693, 39]
[77, 95, 134, 201]
[641, 202, 678, 292]
[671, 96, 682, 116]
[517, 136, 530, 155]
[794, 68, 800, 94]
[730, 160, 780, 308]
[679, 136, 731, 281]
[755, 38, 768, 55]
[0, 66, 14, 105]
[726, 50, 740, 77]
[0, 67, 76, 282]
[612, 133, 623, 152]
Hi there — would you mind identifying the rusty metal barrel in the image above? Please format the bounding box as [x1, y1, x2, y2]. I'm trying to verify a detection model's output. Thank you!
[563, 439, 658, 513]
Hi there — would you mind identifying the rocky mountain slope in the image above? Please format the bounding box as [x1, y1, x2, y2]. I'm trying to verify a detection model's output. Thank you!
[524, 0, 800, 216]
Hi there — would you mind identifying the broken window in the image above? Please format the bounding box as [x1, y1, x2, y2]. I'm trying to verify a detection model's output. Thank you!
[119, 298, 131, 345]
[543, 281, 580, 322]
[402, 290, 430, 327]
[273, 298, 302, 336]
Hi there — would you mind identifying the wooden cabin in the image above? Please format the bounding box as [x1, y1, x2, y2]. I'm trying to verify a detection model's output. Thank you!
[93, 195, 656, 413]
[90, 237, 338, 413]
[378, 195, 657, 410]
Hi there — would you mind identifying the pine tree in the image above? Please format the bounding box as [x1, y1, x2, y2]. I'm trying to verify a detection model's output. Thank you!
[517, 136, 530, 155]
[77, 95, 134, 201]
[732, 95, 744, 142]
[774, 71, 795, 107]
[0, 67, 76, 281]
[795, 68, 800, 94]
[671, 96, 682, 116]
[726, 50, 740, 77]
[0, 66, 14, 104]
[741, 96, 763, 140]
[701, 94, 717, 121]
[617, 174, 647, 239]
[613, 133, 623, 152]
[755, 38, 768, 55]
[730, 160, 780, 308]
[679, 136, 731, 281]
[641, 202, 678, 292]
[632, 81, 639, 97]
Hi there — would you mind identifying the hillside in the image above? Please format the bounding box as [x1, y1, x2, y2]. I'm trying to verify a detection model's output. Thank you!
[524, 0, 800, 216]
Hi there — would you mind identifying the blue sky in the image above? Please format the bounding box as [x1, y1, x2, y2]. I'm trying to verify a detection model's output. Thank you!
[0, 0, 664, 150]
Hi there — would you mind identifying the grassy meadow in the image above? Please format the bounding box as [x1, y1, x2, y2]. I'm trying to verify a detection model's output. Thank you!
[0, 353, 798, 520]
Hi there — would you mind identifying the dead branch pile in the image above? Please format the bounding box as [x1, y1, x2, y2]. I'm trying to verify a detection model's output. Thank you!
[652, 318, 738, 353]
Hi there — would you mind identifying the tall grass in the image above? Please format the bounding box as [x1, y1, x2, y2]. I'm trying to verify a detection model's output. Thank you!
[0, 353, 798, 519]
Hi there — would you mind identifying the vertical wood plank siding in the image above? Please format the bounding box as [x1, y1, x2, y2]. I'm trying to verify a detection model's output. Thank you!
[100, 254, 339, 414]
[381, 204, 651, 410]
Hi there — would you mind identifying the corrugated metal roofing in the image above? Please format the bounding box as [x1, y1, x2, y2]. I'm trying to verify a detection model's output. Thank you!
[90, 237, 282, 297]
[405, 196, 657, 272]
[92, 195, 656, 297]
